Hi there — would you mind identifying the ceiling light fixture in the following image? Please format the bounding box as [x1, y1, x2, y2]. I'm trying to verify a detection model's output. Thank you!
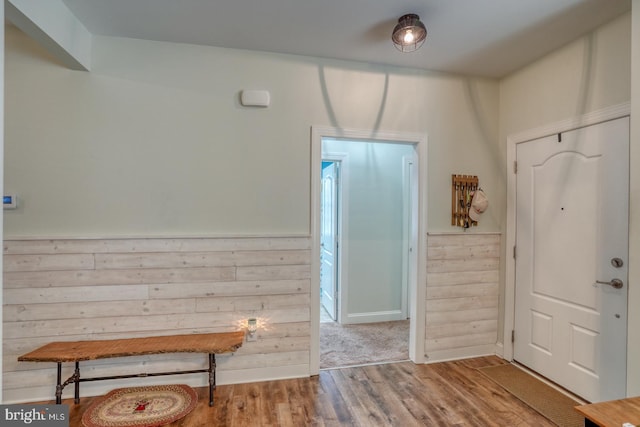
[391, 14, 427, 53]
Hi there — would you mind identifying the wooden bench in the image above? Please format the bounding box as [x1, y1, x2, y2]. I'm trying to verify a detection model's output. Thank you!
[18, 331, 245, 406]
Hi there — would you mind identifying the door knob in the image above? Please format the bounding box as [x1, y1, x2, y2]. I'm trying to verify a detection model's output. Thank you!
[595, 278, 624, 289]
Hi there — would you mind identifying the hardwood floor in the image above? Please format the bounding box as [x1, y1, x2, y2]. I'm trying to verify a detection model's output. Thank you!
[62, 356, 555, 426]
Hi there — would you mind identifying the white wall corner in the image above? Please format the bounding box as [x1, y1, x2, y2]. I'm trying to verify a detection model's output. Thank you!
[627, 0, 640, 397]
[6, 0, 92, 71]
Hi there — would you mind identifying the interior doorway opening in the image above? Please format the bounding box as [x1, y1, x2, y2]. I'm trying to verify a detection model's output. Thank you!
[310, 126, 428, 375]
[319, 137, 417, 369]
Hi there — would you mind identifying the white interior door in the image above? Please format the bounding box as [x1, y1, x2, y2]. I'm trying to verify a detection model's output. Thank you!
[320, 162, 338, 321]
[514, 117, 629, 402]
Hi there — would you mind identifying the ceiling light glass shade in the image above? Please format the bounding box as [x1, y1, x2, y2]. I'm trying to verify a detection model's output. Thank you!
[392, 14, 427, 53]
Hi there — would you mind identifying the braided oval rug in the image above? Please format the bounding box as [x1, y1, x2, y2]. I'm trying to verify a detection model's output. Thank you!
[81, 384, 197, 427]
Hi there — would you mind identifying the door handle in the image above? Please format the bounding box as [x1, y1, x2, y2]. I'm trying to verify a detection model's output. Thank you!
[595, 278, 624, 289]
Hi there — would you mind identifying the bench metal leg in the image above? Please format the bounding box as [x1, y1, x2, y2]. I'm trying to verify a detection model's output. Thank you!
[55, 362, 81, 404]
[52, 355, 218, 405]
[55, 363, 62, 404]
[74, 362, 80, 404]
[209, 353, 216, 407]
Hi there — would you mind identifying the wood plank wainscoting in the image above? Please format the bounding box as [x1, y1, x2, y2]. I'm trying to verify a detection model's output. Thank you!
[3, 233, 501, 403]
[3, 237, 312, 403]
[426, 232, 501, 361]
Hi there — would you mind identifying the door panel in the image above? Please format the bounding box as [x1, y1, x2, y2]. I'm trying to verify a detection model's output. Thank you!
[514, 117, 629, 402]
[320, 162, 338, 320]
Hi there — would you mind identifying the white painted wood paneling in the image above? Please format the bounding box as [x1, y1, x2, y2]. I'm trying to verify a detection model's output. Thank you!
[2, 237, 311, 403]
[425, 233, 500, 362]
[4, 233, 502, 402]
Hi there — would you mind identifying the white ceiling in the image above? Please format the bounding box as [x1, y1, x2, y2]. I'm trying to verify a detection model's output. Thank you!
[60, 0, 631, 78]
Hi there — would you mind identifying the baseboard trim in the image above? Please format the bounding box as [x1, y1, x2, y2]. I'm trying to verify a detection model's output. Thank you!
[424, 344, 500, 364]
[345, 310, 405, 324]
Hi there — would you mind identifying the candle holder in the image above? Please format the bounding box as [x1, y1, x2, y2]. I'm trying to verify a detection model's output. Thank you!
[246, 318, 258, 342]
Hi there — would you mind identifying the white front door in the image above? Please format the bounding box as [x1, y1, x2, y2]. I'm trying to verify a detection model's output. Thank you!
[320, 162, 339, 320]
[514, 117, 629, 402]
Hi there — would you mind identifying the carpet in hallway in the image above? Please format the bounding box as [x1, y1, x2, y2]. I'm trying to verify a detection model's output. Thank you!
[320, 320, 409, 369]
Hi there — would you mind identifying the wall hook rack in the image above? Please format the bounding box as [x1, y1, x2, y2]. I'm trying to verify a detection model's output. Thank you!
[451, 174, 479, 228]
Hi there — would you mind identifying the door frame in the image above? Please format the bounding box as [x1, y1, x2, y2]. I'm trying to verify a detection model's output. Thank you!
[503, 102, 630, 361]
[321, 153, 349, 323]
[310, 126, 428, 375]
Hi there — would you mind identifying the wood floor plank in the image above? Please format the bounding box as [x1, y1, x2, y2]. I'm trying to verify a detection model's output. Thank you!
[54, 356, 559, 426]
[360, 365, 428, 426]
[426, 359, 555, 426]
[330, 368, 393, 426]
[317, 367, 355, 425]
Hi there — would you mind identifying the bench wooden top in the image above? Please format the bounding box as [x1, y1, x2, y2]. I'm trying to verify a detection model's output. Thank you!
[575, 397, 640, 427]
[18, 331, 245, 363]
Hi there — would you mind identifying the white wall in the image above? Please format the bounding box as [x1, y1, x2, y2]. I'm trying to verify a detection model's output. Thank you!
[500, 12, 635, 393]
[4, 22, 501, 396]
[501, 13, 631, 137]
[627, 2, 640, 397]
[4, 26, 500, 238]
